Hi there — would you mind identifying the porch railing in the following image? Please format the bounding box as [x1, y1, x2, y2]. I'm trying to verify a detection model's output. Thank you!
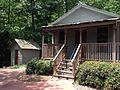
[81, 43, 113, 61]
[116, 43, 120, 61]
[71, 44, 81, 78]
[42, 44, 62, 59]
[53, 44, 66, 75]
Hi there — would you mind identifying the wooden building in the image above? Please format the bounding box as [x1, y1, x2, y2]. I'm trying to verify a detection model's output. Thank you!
[41, 2, 120, 79]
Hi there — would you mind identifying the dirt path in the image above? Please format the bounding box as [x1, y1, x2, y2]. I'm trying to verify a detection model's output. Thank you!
[0, 69, 76, 90]
[0, 68, 97, 90]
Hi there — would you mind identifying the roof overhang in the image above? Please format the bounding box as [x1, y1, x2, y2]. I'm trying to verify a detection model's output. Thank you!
[42, 18, 119, 31]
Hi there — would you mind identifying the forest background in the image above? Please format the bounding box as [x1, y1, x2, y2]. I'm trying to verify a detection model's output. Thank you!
[0, 0, 120, 66]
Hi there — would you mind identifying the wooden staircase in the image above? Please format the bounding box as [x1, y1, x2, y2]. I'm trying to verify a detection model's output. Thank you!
[54, 59, 74, 79]
[53, 44, 81, 80]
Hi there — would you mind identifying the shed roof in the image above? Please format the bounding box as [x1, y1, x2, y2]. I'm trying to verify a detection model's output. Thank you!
[15, 39, 40, 50]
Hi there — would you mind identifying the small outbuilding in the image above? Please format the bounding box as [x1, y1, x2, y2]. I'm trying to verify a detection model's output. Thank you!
[11, 39, 40, 65]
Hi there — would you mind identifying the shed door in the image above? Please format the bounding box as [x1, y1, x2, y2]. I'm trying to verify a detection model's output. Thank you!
[15, 50, 18, 65]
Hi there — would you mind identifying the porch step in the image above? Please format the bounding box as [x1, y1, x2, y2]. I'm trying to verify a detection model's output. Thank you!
[63, 59, 71, 62]
[54, 59, 74, 79]
[60, 62, 72, 67]
[53, 74, 74, 79]
[58, 66, 73, 71]
[57, 70, 73, 74]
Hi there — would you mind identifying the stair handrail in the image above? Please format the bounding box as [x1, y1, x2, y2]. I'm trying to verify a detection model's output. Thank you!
[53, 44, 66, 75]
[70, 45, 78, 59]
[71, 44, 81, 78]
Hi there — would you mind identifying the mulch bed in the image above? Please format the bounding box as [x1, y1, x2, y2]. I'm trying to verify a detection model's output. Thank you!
[17, 73, 52, 82]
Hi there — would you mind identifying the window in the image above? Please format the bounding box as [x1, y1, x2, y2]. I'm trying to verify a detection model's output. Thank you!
[97, 27, 108, 43]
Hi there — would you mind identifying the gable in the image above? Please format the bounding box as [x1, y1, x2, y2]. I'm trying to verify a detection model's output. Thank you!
[55, 7, 114, 25]
[52, 3, 119, 25]
[11, 42, 20, 51]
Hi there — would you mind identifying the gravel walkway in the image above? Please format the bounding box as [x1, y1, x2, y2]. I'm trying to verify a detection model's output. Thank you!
[0, 68, 96, 90]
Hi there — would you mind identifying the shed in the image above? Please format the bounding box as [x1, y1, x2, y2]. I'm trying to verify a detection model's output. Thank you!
[11, 39, 40, 65]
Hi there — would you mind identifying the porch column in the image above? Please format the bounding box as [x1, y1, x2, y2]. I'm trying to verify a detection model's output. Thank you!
[52, 32, 54, 44]
[79, 28, 82, 61]
[116, 21, 120, 60]
[64, 30, 67, 44]
[112, 27, 116, 63]
[79, 29, 82, 44]
[41, 30, 45, 59]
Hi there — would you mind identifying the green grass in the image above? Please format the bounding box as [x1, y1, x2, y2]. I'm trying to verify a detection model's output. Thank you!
[11, 64, 26, 69]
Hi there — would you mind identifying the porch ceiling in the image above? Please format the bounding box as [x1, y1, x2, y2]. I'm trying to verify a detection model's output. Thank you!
[42, 18, 119, 31]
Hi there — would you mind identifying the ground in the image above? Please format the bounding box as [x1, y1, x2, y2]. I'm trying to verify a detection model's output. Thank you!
[0, 68, 96, 90]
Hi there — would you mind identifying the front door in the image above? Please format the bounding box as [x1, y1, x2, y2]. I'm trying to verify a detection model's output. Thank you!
[15, 50, 18, 65]
[66, 30, 75, 59]
[82, 30, 87, 58]
[59, 31, 64, 44]
[75, 30, 80, 45]
[82, 30, 87, 43]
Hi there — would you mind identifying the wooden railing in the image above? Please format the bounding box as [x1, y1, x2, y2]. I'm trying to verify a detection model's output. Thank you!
[81, 43, 113, 61]
[53, 44, 66, 75]
[42, 44, 62, 59]
[71, 44, 81, 78]
[116, 43, 120, 61]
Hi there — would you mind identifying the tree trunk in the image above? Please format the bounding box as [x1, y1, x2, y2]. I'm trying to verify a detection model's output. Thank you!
[31, 0, 35, 31]
[64, 0, 68, 13]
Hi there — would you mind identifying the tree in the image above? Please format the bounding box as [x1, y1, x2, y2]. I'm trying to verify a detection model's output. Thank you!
[0, 31, 12, 67]
[79, 0, 120, 14]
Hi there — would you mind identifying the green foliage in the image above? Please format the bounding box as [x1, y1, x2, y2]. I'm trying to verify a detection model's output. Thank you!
[0, 0, 120, 44]
[104, 64, 120, 90]
[79, 0, 120, 15]
[26, 58, 53, 75]
[76, 61, 120, 90]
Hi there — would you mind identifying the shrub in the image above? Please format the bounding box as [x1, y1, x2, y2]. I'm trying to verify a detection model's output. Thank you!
[26, 58, 53, 75]
[26, 58, 38, 74]
[104, 68, 120, 90]
[76, 61, 120, 90]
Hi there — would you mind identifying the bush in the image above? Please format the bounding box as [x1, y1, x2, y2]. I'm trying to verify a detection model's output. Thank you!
[76, 61, 120, 90]
[104, 68, 120, 90]
[26, 58, 53, 75]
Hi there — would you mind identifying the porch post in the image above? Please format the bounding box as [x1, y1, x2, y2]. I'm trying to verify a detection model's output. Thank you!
[112, 27, 116, 63]
[80, 29, 82, 44]
[41, 30, 45, 59]
[79, 28, 82, 61]
[52, 32, 54, 44]
[64, 30, 67, 44]
[116, 21, 120, 61]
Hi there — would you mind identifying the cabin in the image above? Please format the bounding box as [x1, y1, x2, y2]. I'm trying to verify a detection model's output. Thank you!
[11, 39, 40, 65]
[41, 2, 120, 79]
